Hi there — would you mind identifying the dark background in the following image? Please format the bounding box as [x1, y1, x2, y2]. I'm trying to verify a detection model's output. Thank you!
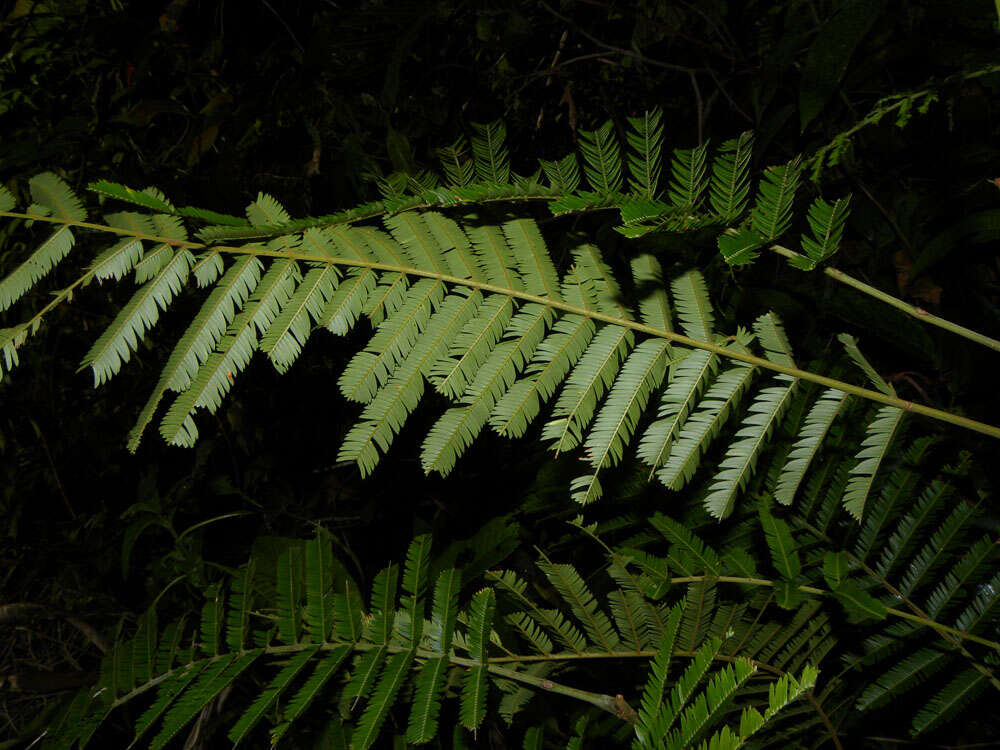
[1, 0, 999, 745]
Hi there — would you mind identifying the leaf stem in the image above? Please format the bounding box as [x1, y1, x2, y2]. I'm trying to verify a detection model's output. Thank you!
[3, 210, 999, 439]
[770, 244, 1000, 353]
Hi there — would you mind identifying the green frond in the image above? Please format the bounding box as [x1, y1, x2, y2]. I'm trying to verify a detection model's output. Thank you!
[334, 577, 365, 642]
[270, 646, 351, 744]
[305, 531, 335, 642]
[422, 304, 551, 475]
[753, 312, 796, 367]
[774, 388, 850, 505]
[704, 373, 798, 520]
[438, 135, 475, 186]
[668, 142, 710, 210]
[88, 237, 145, 285]
[344, 646, 388, 712]
[658, 361, 755, 490]
[466, 223, 524, 289]
[843, 405, 907, 521]
[709, 131, 754, 222]
[131, 662, 205, 747]
[503, 218, 562, 300]
[0, 225, 75, 312]
[649, 515, 722, 576]
[857, 647, 950, 711]
[490, 314, 596, 438]
[424, 212, 487, 282]
[874, 479, 951, 580]
[407, 657, 450, 744]
[151, 651, 262, 750]
[924, 536, 994, 618]
[670, 658, 757, 749]
[82, 249, 194, 386]
[637, 605, 684, 737]
[487, 569, 588, 653]
[750, 158, 802, 240]
[793, 196, 852, 270]
[670, 269, 715, 341]
[626, 108, 664, 198]
[338, 278, 445, 403]
[831, 581, 887, 623]
[0, 183, 16, 211]
[191, 251, 224, 287]
[540, 152, 581, 192]
[159, 259, 299, 446]
[227, 646, 319, 745]
[200, 584, 225, 656]
[89, 180, 175, 213]
[537, 554, 621, 651]
[352, 649, 416, 750]
[639, 348, 719, 474]
[852, 439, 934, 559]
[29, 172, 87, 221]
[679, 579, 716, 652]
[339, 290, 481, 475]
[631, 254, 673, 332]
[460, 588, 496, 730]
[581, 338, 670, 475]
[403, 535, 433, 644]
[897, 501, 975, 597]
[225, 561, 255, 652]
[246, 192, 290, 226]
[542, 325, 634, 454]
[363, 272, 409, 326]
[320, 267, 378, 335]
[429, 293, 510, 399]
[758, 507, 802, 581]
[470, 120, 510, 184]
[837, 333, 895, 395]
[368, 564, 400, 645]
[385, 212, 451, 274]
[133, 244, 173, 283]
[572, 243, 630, 318]
[953, 570, 1000, 634]
[127, 255, 263, 451]
[578, 120, 624, 193]
[912, 667, 991, 735]
[261, 265, 339, 373]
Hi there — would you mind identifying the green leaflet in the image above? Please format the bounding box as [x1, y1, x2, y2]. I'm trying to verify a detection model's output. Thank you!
[151, 650, 262, 750]
[542, 325, 634, 454]
[261, 265, 340, 373]
[578, 120, 623, 193]
[82, 248, 194, 386]
[127, 255, 263, 451]
[573, 339, 670, 503]
[537, 554, 620, 652]
[668, 142, 709, 210]
[843, 405, 907, 520]
[270, 646, 352, 744]
[339, 290, 483, 475]
[709, 131, 754, 222]
[159, 258, 299, 446]
[29, 172, 86, 222]
[459, 588, 496, 730]
[422, 304, 551, 475]
[227, 646, 319, 745]
[470, 120, 510, 184]
[352, 649, 416, 749]
[0, 225, 75, 312]
[774, 388, 850, 505]
[626, 108, 664, 198]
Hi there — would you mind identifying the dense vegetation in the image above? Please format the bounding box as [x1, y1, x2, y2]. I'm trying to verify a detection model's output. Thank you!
[1, 1, 998, 747]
